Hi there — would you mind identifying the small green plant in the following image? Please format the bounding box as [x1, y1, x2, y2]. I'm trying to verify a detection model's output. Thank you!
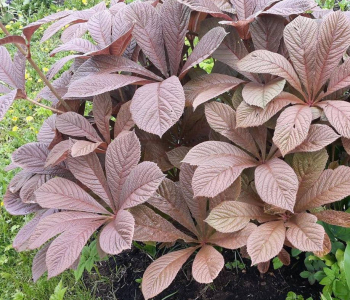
[49, 280, 67, 300]
[300, 253, 327, 285]
[74, 240, 106, 281]
[285, 291, 313, 300]
[225, 260, 246, 271]
[133, 242, 157, 259]
[273, 257, 284, 270]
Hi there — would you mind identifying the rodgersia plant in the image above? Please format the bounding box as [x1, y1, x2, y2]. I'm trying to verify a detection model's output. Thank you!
[2, 0, 350, 298]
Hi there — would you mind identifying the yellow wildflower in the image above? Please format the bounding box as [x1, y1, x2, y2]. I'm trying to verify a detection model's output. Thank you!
[19, 25, 23, 29]
[26, 116, 34, 122]
[5, 24, 11, 29]
[0, 201, 3, 207]
[12, 116, 18, 122]
[12, 126, 18, 132]
[28, 78, 32, 81]
[38, 79, 42, 83]
[30, 126, 35, 131]
[43, 67, 49, 72]
[25, 73, 30, 79]
[82, 0, 88, 5]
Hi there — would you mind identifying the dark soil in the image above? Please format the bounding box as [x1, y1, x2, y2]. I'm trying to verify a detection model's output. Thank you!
[84, 247, 322, 300]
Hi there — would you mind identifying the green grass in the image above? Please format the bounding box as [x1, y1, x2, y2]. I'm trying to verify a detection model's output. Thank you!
[0, 1, 108, 299]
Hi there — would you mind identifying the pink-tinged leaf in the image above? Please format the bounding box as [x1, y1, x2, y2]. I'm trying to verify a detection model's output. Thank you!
[292, 150, 329, 200]
[99, 210, 134, 255]
[343, 137, 350, 155]
[131, 205, 193, 242]
[71, 55, 163, 83]
[183, 141, 257, 166]
[119, 161, 164, 210]
[46, 55, 80, 81]
[106, 131, 141, 208]
[114, 102, 134, 138]
[242, 78, 286, 108]
[130, 76, 185, 137]
[293, 124, 339, 152]
[184, 73, 244, 108]
[45, 140, 70, 168]
[210, 177, 241, 210]
[41, 15, 84, 43]
[93, 92, 111, 143]
[237, 50, 304, 95]
[176, 0, 232, 20]
[23, 10, 72, 42]
[179, 163, 207, 229]
[20, 174, 51, 203]
[313, 11, 350, 94]
[262, 0, 317, 16]
[46, 219, 105, 278]
[318, 101, 350, 138]
[28, 211, 106, 250]
[314, 210, 350, 228]
[250, 15, 284, 53]
[273, 105, 312, 156]
[247, 221, 286, 265]
[12, 142, 49, 171]
[124, 2, 168, 77]
[209, 223, 257, 249]
[8, 172, 33, 193]
[206, 201, 265, 232]
[233, 0, 255, 20]
[284, 16, 317, 95]
[166, 146, 190, 169]
[255, 158, 298, 212]
[142, 247, 197, 300]
[87, 10, 112, 47]
[35, 177, 109, 214]
[161, 0, 191, 76]
[50, 38, 99, 56]
[71, 140, 103, 157]
[322, 58, 350, 98]
[67, 153, 113, 208]
[13, 48, 26, 91]
[56, 112, 102, 142]
[192, 245, 224, 283]
[0, 46, 16, 88]
[61, 22, 88, 43]
[0, 89, 17, 121]
[13, 210, 47, 251]
[3, 190, 41, 215]
[180, 27, 228, 79]
[0, 35, 26, 47]
[37, 71, 71, 104]
[296, 166, 350, 212]
[236, 92, 303, 128]
[0, 84, 11, 94]
[147, 178, 197, 235]
[32, 242, 51, 282]
[65, 74, 150, 98]
[286, 213, 324, 251]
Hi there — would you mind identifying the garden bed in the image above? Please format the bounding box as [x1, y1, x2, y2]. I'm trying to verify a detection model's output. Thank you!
[85, 247, 321, 300]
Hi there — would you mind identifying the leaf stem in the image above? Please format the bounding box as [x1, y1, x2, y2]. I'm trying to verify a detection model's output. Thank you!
[25, 97, 65, 114]
[0, 21, 72, 111]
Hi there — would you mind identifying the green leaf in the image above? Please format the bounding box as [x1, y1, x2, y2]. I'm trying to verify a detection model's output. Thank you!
[324, 267, 336, 281]
[292, 248, 302, 257]
[49, 280, 67, 300]
[300, 271, 312, 278]
[320, 276, 333, 286]
[344, 243, 350, 290]
[333, 280, 349, 298]
[272, 257, 283, 270]
[315, 271, 327, 282]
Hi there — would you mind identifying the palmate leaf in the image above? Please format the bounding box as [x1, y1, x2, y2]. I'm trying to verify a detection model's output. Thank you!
[314, 210, 350, 228]
[237, 50, 304, 96]
[142, 247, 197, 300]
[286, 213, 324, 252]
[130, 76, 185, 137]
[106, 131, 141, 208]
[0, 89, 18, 121]
[247, 221, 285, 265]
[71, 140, 104, 158]
[61, 22, 88, 43]
[32, 242, 51, 282]
[255, 158, 298, 212]
[179, 27, 228, 78]
[204, 102, 259, 157]
[20, 174, 51, 203]
[99, 210, 134, 255]
[93, 93, 112, 144]
[273, 105, 312, 156]
[161, 0, 191, 76]
[296, 166, 350, 212]
[45, 140, 70, 168]
[242, 78, 286, 108]
[313, 11, 350, 94]
[12, 143, 49, 172]
[124, 2, 168, 77]
[0, 46, 16, 88]
[87, 10, 112, 47]
[3, 190, 41, 216]
[262, 0, 317, 16]
[183, 73, 244, 108]
[192, 245, 224, 284]
[206, 201, 265, 232]
[114, 102, 134, 138]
